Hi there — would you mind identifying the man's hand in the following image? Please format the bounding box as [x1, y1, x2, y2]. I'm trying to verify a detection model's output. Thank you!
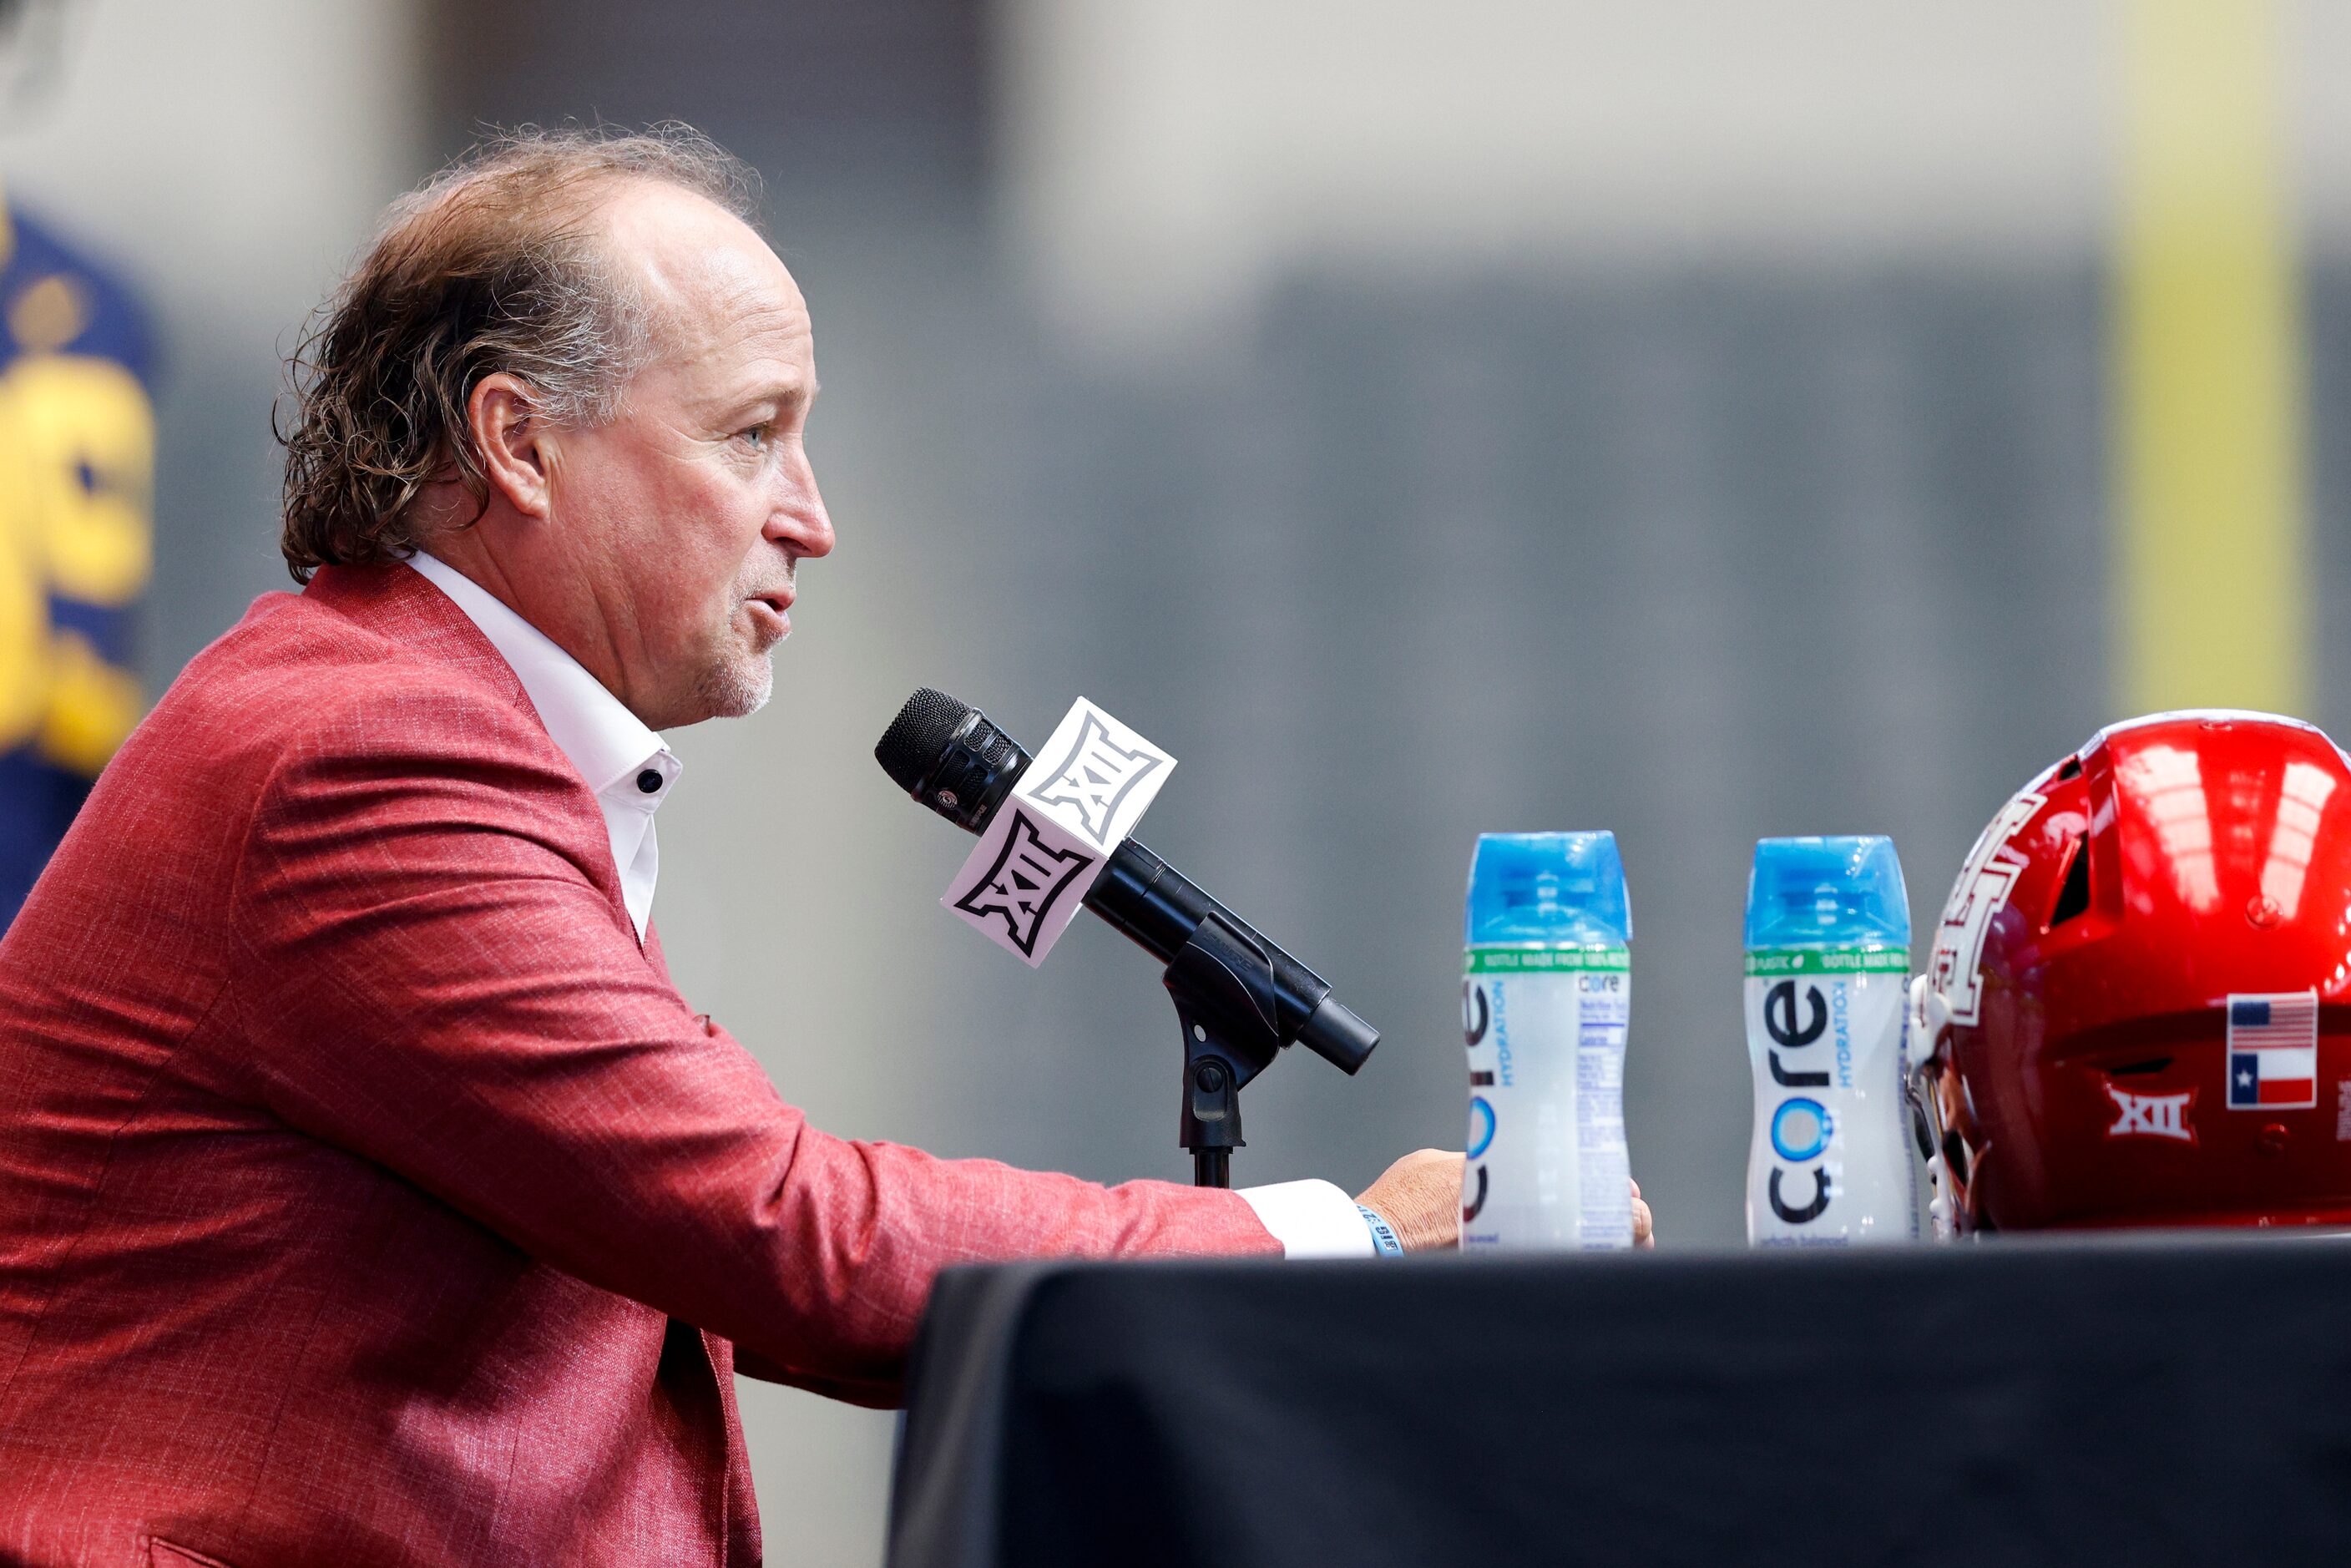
[1356, 1149, 1464, 1251]
[1357, 1153, 1656, 1252]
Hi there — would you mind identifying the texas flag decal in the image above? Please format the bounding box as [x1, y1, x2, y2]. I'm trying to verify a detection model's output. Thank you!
[2226, 990, 2318, 1110]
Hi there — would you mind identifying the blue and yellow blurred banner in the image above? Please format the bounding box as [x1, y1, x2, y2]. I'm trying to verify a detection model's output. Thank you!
[2116, 0, 2305, 716]
[0, 195, 155, 924]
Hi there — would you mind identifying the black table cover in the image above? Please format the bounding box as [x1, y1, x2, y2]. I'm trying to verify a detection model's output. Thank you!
[886, 1238, 2351, 1567]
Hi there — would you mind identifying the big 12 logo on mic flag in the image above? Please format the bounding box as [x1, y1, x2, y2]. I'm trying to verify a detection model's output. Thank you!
[942, 697, 1176, 966]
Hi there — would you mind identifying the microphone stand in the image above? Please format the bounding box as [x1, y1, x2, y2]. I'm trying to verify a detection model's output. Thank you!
[1163, 911, 1292, 1188]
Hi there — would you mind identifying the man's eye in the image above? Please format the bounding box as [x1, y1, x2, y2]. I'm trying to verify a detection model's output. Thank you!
[737, 424, 769, 450]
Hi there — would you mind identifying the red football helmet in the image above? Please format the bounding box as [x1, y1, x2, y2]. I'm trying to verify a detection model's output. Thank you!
[1910, 711, 2351, 1233]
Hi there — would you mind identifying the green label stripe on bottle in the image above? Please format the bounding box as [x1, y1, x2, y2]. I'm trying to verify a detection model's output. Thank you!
[1464, 945, 1631, 974]
[1742, 948, 1909, 976]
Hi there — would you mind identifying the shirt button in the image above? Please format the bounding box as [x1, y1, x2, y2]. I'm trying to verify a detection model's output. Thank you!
[637, 768, 664, 794]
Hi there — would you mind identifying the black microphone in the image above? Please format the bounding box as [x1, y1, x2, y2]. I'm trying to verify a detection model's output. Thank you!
[877, 687, 1378, 1076]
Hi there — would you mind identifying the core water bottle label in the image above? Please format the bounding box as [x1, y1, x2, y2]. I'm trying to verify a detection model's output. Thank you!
[1461, 963, 1634, 1251]
[1743, 960, 1914, 1247]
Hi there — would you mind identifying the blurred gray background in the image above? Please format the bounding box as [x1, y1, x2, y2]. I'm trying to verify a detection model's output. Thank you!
[9, 1, 2348, 1560]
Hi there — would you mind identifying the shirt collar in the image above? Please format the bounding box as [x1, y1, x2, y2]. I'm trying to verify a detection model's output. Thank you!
[406, 552, 676, 799]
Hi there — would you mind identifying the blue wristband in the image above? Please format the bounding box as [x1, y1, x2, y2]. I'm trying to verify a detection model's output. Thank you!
[1358, 1204, 1404, 1257]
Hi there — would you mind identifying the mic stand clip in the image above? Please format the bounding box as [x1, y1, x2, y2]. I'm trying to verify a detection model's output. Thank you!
[1165, 911, 1290, 1188]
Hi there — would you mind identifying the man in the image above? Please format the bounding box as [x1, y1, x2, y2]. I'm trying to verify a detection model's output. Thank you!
[1, 129, 1638, 1565]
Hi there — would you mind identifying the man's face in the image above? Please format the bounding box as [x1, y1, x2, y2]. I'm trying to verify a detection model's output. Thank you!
[548, 183, 835, 730]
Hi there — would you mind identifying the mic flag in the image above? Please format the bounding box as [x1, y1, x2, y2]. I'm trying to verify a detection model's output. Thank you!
[941, 697, 1176, 966]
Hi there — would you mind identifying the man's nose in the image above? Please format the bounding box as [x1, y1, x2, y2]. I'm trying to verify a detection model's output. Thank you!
[768, 446, 836, 559]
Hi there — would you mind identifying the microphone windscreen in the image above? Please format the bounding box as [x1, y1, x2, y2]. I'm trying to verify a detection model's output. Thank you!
[877, 687, 974, 794]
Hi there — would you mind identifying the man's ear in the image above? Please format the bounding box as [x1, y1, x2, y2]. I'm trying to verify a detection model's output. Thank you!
[468, 372, 555, 521]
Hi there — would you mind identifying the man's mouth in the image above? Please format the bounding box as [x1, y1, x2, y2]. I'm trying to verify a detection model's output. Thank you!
[747, 594, 792, 640]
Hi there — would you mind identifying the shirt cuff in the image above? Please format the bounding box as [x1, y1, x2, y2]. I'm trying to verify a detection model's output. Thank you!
[1237, 1178, 1375, 1259]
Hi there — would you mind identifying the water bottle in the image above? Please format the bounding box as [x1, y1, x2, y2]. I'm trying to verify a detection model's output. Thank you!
[1460, 832, 1634, 1251]
[1744, 836, 1917, 1246]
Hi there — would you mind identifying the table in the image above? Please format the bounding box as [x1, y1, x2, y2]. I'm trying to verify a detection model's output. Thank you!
[886, 1237, 2351, 1566]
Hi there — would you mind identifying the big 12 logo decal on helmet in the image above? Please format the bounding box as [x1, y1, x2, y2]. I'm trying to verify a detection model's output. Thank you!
[1928, 791, 2045, 1028]
[2106, 1084, 2196, 1142]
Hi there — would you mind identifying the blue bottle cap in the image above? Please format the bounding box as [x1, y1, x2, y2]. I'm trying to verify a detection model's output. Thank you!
[1743, 836, 1909, 950]
[1465, 832, 1631, 948]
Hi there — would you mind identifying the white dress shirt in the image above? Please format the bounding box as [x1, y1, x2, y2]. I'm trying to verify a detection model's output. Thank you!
[408, 553, 676, 942]
[405, 554, 1370, 1258]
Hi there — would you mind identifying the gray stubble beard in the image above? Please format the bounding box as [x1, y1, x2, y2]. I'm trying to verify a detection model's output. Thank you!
[696, 650, 774, 720]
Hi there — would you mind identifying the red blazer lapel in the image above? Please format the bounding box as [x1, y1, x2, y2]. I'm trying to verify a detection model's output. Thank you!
[300, 561, 640, 943]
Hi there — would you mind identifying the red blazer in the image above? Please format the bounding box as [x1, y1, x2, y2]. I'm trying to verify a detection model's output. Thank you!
[0, 564, 1277, 1567]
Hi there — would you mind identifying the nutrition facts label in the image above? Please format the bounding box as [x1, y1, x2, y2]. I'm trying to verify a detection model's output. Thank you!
[1575, 984, 1632, 1246]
